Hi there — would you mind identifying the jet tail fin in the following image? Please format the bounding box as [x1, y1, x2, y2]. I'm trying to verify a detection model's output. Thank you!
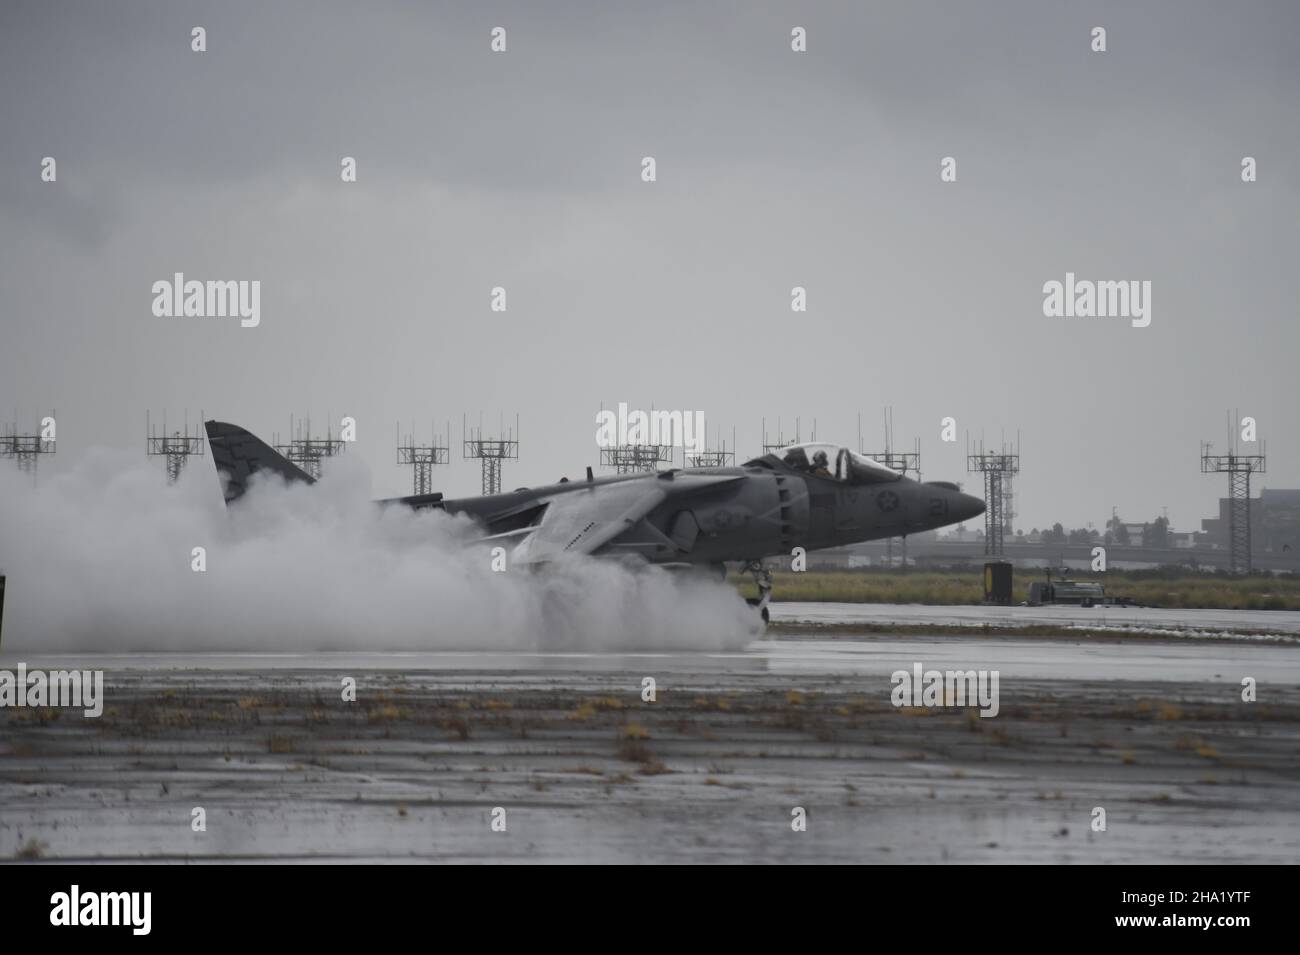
[205, 420, 315, 504]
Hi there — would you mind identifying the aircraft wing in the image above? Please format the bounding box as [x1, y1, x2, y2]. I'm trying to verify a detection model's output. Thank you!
[510, 480, 669, 565]
[508, 472, 743, 565]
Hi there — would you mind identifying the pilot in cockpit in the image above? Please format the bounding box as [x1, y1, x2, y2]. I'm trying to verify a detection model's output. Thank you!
[810, 449, 833, 479]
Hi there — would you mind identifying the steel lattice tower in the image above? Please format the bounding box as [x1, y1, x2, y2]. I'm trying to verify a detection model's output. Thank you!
[685, 426, 736, 469]
[147, 412, 204, 484]
[1001, 472, 1015, 536]
[685, 449, 734, 468]
[1, 413, 56, 478]
[861, 409, 921, 566]
[983, 470, 1005, 554]
[463, 414, 519, 495]
[967, 436, 1019, 557]
[760, 416, 816, 456]
[396, 423, 449, 495]
[600, 444, 673, 473]
[274, 417, 344, 479]
[1201, 442, 1266, 575]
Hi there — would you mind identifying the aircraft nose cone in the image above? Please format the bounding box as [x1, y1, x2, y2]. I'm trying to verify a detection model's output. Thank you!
[955, 492, 986, 523]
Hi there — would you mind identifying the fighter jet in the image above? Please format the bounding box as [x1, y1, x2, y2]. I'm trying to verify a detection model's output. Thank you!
[205, 422, 984, 621]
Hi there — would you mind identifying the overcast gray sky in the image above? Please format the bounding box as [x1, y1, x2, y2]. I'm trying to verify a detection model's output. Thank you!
[2, 0, 1297, 531]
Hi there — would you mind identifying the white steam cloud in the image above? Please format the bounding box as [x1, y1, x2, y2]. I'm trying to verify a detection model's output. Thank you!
[0, 450, 756, 653]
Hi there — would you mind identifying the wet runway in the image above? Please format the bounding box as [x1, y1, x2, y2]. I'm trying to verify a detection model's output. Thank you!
[7, 632, 1300, 683]
[773, 601, 1300, 635]
[3, 623, 1298, 863]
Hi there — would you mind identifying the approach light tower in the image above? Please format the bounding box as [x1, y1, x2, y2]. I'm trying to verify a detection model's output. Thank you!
[600, 443, 673, 473]
[1, 412, 57, 478]
[967, 435, 1020, 557]
[597, 402, 677, 473]
[396, 423, 449, 496]
[761, 416, 815, 456]
[273, 416, 345, 479]
[859, 409, 921, 477]
[685, 426, 737, 469]
[1201, 436, 1266, 575]
[861, 409, 921, 566]
[146, 411, 204, 484]
[1001, 472, 1016, 537]
[463, 414, 519, 495]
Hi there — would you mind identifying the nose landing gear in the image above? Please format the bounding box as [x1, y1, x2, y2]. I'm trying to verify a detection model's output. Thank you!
[742, 560, 772, 625]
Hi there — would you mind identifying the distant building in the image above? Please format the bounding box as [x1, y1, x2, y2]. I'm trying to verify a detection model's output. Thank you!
[1121, 522, 1147, 546]
[1201, 488, 1300, 554]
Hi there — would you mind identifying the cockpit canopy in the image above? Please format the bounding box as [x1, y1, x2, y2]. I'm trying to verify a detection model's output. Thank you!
[765, 442, 902, 485]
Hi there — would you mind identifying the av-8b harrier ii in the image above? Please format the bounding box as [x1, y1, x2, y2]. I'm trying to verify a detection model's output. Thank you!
[206, 422, 984, 621]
